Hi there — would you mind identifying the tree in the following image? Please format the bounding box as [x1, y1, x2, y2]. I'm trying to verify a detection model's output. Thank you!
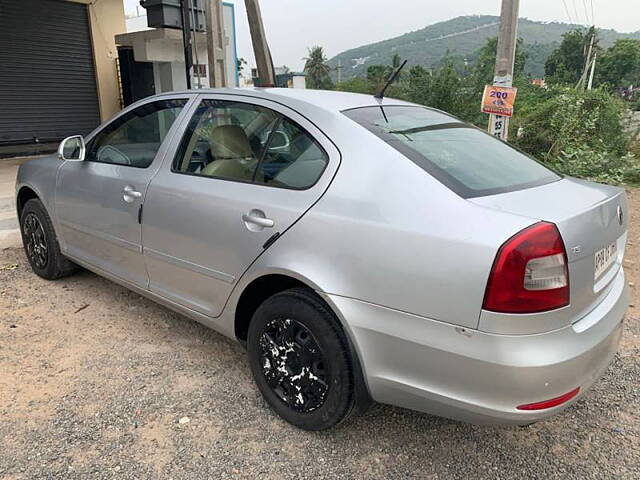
[545, 27, 599, 85]
[596, 39, 640, 89]
[468, 37, 528, 90]
[335, 76, 373, 94]
[237, 57, 247, 74]
[303, 46, 333, 90]
[391, 53, 402, 70]
[366, 65, 389, 91]
[389, 53, 405, 82]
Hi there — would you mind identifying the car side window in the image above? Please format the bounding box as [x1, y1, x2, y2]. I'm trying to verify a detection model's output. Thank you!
[254, 117, 328, 189]
[172, 99, 280, 182]
[85, 99, 187, 168]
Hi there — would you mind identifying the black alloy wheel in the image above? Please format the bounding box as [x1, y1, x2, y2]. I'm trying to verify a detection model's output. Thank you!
[20, 198, 77, 280]
[247, 288, 355, 431]
[258, 317, 329, 413]
[22, 212, 48, 269]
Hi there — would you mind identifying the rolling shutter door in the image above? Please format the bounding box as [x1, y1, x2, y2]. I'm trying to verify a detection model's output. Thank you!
[0, 0, 101, 145]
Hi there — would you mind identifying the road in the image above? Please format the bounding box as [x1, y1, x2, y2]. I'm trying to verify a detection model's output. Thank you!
[1, 157, 638, 479]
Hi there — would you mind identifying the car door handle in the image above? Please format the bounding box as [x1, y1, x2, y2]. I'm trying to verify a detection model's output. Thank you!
[122, 185, 142, 203]
[242, 212, 274, 229]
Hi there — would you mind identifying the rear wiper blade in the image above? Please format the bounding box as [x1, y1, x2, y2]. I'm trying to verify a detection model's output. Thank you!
[387, 122, 468, 135]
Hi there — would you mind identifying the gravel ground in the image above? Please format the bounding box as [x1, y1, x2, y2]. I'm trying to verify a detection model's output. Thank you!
[0, 190, 638, 479]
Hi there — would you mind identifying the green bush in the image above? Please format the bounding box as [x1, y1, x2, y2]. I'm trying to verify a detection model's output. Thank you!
[543, 146, 640, 185]
[511, 87, 629, 158]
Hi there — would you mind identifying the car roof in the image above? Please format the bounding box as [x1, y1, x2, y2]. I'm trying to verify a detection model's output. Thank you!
[157, 87, 415, 114]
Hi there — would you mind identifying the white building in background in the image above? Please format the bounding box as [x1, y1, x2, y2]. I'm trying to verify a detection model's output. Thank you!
[115, 2, 239, 102]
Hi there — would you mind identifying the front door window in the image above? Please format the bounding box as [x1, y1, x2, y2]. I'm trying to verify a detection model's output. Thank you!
[86, 99, 187, 168]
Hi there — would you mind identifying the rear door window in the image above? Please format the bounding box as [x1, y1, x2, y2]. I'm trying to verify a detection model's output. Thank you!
[172, 99, 279, 183]
[254, 117, 328, 189]
[172, 99, 328, 189]
[344, 106, 560, 197]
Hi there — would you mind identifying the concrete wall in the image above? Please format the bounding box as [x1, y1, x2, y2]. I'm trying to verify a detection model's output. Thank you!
[70, 0, 126, 121]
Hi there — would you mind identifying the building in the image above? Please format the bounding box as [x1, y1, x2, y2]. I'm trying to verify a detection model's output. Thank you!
[251, 67, 306, 89]
[0, 0, 125, 150]
[115, 2, 239, 106]
[0, 0, 238, 154]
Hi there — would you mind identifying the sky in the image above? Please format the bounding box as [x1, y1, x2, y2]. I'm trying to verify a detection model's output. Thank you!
[123, 0, 640, 71]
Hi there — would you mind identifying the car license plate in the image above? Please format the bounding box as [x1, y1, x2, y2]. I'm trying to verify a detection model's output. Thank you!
[594, 242, 617, 280]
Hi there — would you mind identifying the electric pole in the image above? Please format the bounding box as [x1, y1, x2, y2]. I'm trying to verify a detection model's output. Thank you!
[180, 0, 194, 89]
[488, 0, 520, 140]
[204, 0, 227, 87]
[244, 0, 276, 87]
[587, 52, 597, 90]
[577, 28, 596, 90]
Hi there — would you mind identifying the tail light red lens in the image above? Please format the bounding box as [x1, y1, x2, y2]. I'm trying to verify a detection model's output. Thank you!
[483, 222, 569, 313]
[516, 387, 580, 410]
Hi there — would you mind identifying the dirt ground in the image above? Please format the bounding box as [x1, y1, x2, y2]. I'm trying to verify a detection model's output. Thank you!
[0, 190, 638, 479]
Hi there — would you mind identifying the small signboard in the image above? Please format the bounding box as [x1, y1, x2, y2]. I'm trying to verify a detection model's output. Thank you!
[481, 85, 518, 117]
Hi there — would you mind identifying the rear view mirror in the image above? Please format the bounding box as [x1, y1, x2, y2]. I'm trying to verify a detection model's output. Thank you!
[269, 131, 290, 150]
[58, 135, 85, 161]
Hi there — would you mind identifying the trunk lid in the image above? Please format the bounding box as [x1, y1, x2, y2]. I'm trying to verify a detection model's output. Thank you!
[471, 177, 627, 331]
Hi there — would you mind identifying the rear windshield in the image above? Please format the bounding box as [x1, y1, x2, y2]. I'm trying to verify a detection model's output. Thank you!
[343, 106, 560, 198]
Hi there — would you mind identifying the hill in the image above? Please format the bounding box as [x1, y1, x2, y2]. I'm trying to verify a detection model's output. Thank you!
[328, 15, 640, 79]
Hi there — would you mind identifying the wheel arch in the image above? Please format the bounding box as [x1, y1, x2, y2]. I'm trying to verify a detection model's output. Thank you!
[16, 185, 40, 218]
[232, 269, 373, 414]
[234, 273, 309, 342]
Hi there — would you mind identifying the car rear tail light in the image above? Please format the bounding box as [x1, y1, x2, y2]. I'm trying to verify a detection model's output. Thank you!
[483, 222, 569, 313]
[516, 387, 580, 410]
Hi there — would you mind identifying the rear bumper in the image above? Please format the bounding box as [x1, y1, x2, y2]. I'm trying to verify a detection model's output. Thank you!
[324, 269, 627, 425]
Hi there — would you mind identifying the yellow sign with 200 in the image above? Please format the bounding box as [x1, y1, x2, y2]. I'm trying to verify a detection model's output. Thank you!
[481, 85, 518, 117]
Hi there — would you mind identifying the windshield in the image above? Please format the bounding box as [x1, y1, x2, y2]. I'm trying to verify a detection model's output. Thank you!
[343, 106, 560, 198]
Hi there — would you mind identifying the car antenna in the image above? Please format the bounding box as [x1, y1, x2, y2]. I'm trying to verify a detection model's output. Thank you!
[375, 59, 408, 100]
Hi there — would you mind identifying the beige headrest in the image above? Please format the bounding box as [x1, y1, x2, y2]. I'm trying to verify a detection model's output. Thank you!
[210, 125, 254, 159]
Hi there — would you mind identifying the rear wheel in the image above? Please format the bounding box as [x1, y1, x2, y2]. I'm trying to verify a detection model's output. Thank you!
[247, 288, 354, 430]
[20, 199, 76, 280]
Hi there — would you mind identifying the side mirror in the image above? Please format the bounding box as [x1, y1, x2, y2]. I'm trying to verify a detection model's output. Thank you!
[58, 135, 86, 161]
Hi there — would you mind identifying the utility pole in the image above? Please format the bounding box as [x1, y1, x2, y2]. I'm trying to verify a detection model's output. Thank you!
[244, 0, 276, 87]
[204, 0, 227, 87]
[577, 29, 596, 90]
[337, 59, 343, 84]
[488, 0, 520, 140]
[587, 52, 597, 90]
[180, 0, 194, 89]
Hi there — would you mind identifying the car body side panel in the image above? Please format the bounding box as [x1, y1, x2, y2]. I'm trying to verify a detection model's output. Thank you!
[15, 155, 63, 229]
[141, 94, 342, 318]
[52, 95, 197, 288]
[223, 115, 535, 329]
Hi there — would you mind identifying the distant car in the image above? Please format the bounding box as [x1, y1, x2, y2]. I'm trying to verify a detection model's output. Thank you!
[16, 88, 628, 430]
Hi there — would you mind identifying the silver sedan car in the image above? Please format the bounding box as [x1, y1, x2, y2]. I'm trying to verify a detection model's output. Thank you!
[16, 88, 628, 430]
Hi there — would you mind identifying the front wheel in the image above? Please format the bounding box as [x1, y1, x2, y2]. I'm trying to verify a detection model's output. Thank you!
[20, 198, 76, 280]
[247, 288, 354, 431]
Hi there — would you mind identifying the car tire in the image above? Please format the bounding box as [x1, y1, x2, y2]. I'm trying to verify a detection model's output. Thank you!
[20, 198, 77, 280]
[247, 288, 355, 431]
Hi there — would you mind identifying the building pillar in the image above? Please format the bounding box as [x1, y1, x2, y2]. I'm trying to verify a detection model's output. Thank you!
[81, 0, 126, 120]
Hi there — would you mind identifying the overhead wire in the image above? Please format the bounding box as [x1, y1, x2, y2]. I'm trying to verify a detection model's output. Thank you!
[561, 0, 574, 25]
[582, 0, 592, 25]
[571, 0, 582, 25]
